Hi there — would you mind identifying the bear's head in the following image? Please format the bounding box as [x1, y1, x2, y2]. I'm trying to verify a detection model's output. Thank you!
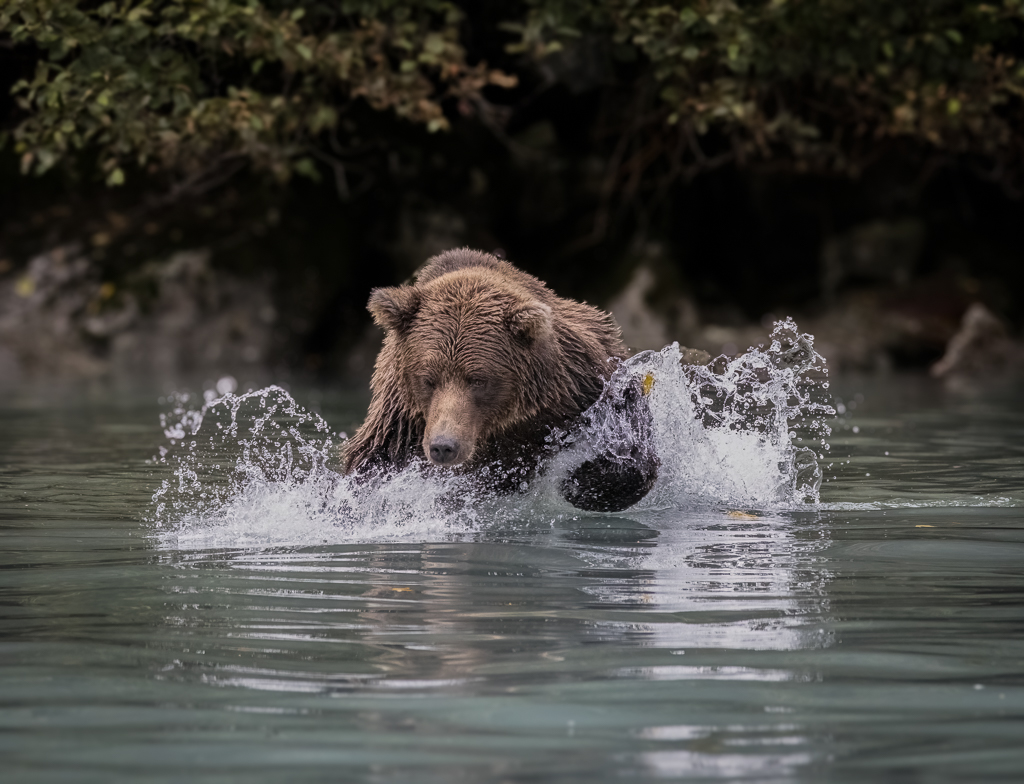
[368, 268, 556, 467]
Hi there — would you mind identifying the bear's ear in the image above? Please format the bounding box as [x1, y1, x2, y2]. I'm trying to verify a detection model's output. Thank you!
[507, 301, 553, 343]
[368, 286, 421, 333]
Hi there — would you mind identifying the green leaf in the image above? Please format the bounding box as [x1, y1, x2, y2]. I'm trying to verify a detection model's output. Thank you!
[679, 8, 699, 27]
[423, 34, 446, 56]
[293, 156, 320, 181]
[106, 167, 125, 186]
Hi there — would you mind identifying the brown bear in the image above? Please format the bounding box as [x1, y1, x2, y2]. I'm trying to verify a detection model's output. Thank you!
[340, 248, 659, 512]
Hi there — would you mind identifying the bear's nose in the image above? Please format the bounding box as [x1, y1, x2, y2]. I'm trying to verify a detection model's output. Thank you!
[428, 437, 459, 465]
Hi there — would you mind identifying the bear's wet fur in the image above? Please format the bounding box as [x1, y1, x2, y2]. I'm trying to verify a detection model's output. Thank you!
[341, 248, 658, 512]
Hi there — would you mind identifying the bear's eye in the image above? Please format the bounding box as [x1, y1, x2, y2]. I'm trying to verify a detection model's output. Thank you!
[423, 378, 436, 391]
[469, 378, 487, 389]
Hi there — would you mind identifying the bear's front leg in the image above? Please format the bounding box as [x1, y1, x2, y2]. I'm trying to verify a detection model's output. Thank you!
[558, 376, 659, 512]
[560, 452, 658, 512]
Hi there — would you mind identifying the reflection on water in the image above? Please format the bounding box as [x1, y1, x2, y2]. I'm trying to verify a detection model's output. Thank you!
[143, 512, 837, 781]
[0, 374, 1022, 782]
[155, 512, 833, 700]
[566, 513, 833, 653]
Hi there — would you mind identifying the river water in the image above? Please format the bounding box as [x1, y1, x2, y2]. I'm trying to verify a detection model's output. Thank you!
[1, 364, 1022, 782]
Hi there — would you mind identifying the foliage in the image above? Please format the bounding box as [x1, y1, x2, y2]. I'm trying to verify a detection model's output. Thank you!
[510, 0, 1024, 176]
[2, 0, 515, 184]
[4, 0, 1024, 190]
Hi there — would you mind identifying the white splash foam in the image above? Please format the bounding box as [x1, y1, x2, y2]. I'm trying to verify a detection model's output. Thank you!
[618, 319, 832, 510]
[150, 319, 837, 548]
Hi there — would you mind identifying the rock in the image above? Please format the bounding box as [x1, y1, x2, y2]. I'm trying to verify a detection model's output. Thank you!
[0, 244, 107, 377]
[690, 323, 769, 360]
[802, 273, 977, 372]
[930, 303, 1019, 379]
[821, 219, 925, 302]
[679, 347, 711, 366]
[0, 345, 21, 387]
[110, 250, 277, 376]
[607, 244, 699, 352]
[608, 266, 672, 351]
[82, 295, 139, 338]
[0, 246, 278, 380]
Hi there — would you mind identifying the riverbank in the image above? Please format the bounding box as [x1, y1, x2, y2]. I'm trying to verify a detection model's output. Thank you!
[2, 239, 1021, 387]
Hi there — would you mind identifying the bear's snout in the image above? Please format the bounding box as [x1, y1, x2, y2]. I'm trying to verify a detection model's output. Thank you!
[428, 435, 460, 465]
[422, 384, 480, 468]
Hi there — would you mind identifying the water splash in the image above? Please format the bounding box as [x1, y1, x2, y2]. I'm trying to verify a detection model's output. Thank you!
[151, 385, 489, 547]
[637, 317, 834, 509]
[151, 319, 835, 548]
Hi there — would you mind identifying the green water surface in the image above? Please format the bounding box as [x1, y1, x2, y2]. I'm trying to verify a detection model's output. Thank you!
[1, 377, 1022, 783]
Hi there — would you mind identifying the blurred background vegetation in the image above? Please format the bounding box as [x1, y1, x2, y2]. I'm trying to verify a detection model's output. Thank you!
[2, 0, 1024, 381]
